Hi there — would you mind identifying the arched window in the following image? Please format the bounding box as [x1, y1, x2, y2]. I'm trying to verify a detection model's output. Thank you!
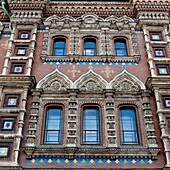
[52, 38, 66, 56]
[82, 106, 100, 144]
[84, 38, 97, 56]
[114, 39, 127, 56]
[119, 107, 139, 144]
[44, 106, 62, 144]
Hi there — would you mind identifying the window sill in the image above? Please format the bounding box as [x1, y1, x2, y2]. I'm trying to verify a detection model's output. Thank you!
[40, 54, 141, 63]
[23, 145, 160, 159]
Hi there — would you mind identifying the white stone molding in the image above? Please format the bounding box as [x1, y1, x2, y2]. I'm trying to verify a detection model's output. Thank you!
[73, 69, 108, 91]
[45, 14, 76, 22]
[77, 13, 104, 23]
[36, 69, 73, 90]
[109, 69, 146, 90]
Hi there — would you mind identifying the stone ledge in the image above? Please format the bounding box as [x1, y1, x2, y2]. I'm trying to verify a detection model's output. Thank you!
[40, 54, 141, 63]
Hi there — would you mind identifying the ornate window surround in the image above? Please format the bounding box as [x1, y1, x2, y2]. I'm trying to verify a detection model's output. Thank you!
[24, 69, 159, 159]
[41, 103, 65, 145]
[40, 14, 141, 63]
[118, 105, 142, 146]
[82, 36, 98, 56]
[50, 35, 68, 56]
[112, 36, 130, 56]
[80, 104, 102, 145]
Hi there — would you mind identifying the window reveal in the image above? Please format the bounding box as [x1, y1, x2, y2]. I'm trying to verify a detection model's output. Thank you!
[52, 38, 66, 56]
[114, 39, 127, 56]
[120, 107, 139, 144]
[84, 38, 97, 56]
[44, 107, 62, 144]
[83, 107, 100, 144]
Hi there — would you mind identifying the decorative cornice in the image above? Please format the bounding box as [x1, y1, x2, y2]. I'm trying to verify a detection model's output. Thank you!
[135, 1, 170, 12]
[23, 146, 160, 159]
[0, 75, 36, 89]
[40, 55, 141, 64]
[146, 77, 170, 91]
[44, 10, 136, 18]
[9, 3, 46, 10]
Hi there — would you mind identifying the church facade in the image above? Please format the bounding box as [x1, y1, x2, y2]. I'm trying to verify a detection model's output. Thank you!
[0, 0, 169, 169]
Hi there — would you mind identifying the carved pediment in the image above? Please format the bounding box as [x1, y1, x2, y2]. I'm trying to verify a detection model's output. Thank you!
[114, 78, 139, 92]
[109, 70, 145, 91]
[73, 70, 108, 91]
[36, 69, 73, 91]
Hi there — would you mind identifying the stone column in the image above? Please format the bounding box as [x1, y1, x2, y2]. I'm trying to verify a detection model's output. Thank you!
[104, 90, 117, 147]
[26, 24, 38, 75]
[142, 25, 156, 77]
[142, 92, 158, 148]
[2, 24, 16, 75]
[66, 89, 79, 147]
[26, 90, 42, 148]
[69, 22, 80, 55]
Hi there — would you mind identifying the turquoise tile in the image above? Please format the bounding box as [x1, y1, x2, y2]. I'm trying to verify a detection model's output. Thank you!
[69, 159, 74, 163]
[43, 158, 48, 163]
[52, 158, 57, 163]
[27, 159, 31, 163]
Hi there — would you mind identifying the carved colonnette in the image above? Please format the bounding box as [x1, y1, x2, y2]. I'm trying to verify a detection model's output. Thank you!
[26, 90, 42, 149]
[67, 89, 78, 146]
[142, 92, 158, 149]
[104, 90, 117, 147]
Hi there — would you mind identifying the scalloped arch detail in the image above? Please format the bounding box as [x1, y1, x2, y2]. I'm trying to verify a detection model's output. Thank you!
[109, 70, 146, 91]
[73, 70, 108, 91]
[36, 69, 73, 90]
[45, 14, 76, 22]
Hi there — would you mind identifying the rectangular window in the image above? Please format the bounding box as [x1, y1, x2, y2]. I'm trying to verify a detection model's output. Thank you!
[44, 107, 62, 144]
[167, 119, 170, 133]
[18, 31, 31, 40]
[3, 94, 20, 108]
[150, 32, 162, 41]
[0, 117, 16, 131]
[153, 48, 166, 57]
[10, 63, 25, 74]
[15, 46, 28, 56]
[83, 107, 100, 144]
[162, 96, 170, 108]
[120, 107, 139, 144]
[156, 64, 170, 75]
[0, 145, 9, 157]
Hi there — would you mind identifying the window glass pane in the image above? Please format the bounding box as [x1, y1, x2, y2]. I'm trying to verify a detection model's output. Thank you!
[46, 131, 59, 142]
[120, 107, 138, 144]
[84, 38, 96, 56]
[53, 38, 66, 56]
[44, 107, 62, 144]
[114, 39, 127, 56]
[83, 107, 100, 144]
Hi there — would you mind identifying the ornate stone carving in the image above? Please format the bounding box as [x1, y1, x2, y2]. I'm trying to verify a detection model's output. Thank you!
[66, 90, 78, 147]
[142, 94, 158, 148]
[26, 90, 42, 147]
[104, 90, 117, 147]
[74, 70, 107, 91]
[43, 79, 66, 91]
[36, 69, 73, 90]
[109, 70, 145, 91]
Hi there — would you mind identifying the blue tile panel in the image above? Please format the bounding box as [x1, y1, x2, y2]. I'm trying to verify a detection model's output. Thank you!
[45, 61, 136, 66]
[28, 156, 157, 164]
